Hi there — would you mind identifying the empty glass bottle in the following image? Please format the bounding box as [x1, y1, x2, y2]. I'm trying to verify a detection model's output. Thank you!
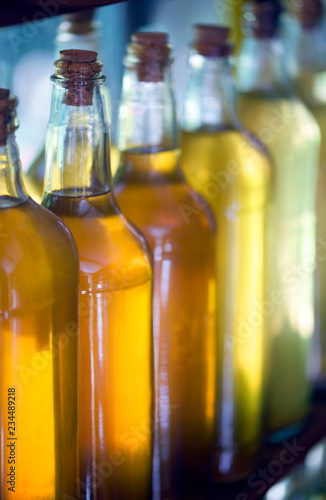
[181, 25, 271, 481]
[0, 88, 79, 499]
[114, 32, 216, 499]
[42, 50, 153, 500]
[237, 1, 320, 439]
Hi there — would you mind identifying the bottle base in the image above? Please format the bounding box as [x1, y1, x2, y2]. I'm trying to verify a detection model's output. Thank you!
[211, 443, 259, 483]
[267, 417, 308, 444]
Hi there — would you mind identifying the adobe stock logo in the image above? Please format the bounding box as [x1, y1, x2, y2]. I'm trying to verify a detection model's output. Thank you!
[8, 0, 72, 54]
[236, 439, 306, 500]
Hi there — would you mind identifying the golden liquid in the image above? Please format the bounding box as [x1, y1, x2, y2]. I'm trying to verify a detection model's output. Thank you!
[24, 145, 120, 204]
[238, 92, 320, 433]
[0, 197, 78, 499]
[42, 190, 153, 500]
[181, 128, 270, 480]
[294, 72, 326, 380]
[114, 149, 216, 498]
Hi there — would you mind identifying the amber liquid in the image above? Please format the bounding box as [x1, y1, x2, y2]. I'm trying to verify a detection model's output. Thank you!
[42, 190, 153, 500]
[238, 92, 320, 434]
[24, 145, 120, 204]
[114, 149, 216, 499]
[0, 197, 78, 499]
[181, 127, 270, 480]
[294, 72, 326, 380]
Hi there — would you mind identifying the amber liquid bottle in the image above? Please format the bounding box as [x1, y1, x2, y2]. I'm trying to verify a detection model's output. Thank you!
[113, 33, 216, 499]
[287, 0, 326, 384]
[180, 26, 271, 480]
[237, 2, 320, 439]
[0, 89, 79, 499]
[42, 50, 153, 500]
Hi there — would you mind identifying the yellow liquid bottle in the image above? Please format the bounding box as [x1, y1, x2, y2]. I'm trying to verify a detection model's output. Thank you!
[180, 26, 271, 480]
[237, 3, 320, 438]
[287, 1, 326, 383]
[114, 33, 216, 498]
[41, 51, 153, 499]
[0, 90, 79, 499]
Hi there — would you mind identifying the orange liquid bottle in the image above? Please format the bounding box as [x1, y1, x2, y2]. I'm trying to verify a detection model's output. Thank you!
[0, 89, 79, 499]
[114, 33, 216, 498]
[41, 50, 153, 500]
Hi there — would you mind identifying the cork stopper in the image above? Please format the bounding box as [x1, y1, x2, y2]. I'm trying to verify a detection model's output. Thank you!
[127, 32, 171, 82]
[0, 89, 18, 146]
[59, 9, 97, 35]
[54, 49, 103, 106]
[193, 25, 233, 57]
[243, 2, 283, 39]
[299, 0, 323, 29]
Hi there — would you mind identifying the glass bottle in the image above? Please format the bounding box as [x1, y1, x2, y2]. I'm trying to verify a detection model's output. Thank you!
[41, 50, 153, 500]
[113, 32, 216, 499]
[180, 25, 271, 481]
[0, 88, 79, 498]
[24, 9, 120, 203]
[286, 0, 326, 386]
[237, 2, 320, 440]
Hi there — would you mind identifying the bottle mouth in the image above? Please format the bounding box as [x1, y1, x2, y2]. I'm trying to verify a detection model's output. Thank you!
[191, 24, 233, 57]
[125, 31, 173, 82]
[0, 89, 18, 146]
[298, 0, 323, 29]
[51, 49, 105, 106]
[242, 1, 283, 39]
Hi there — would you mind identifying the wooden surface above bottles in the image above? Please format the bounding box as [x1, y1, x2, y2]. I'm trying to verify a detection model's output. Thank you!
[0, 0, 128, 28]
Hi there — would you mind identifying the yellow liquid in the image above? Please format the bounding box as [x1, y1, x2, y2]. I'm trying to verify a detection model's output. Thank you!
[294, 72, 326, 380]
[42, 190, 153, 500]
[114, 149, 216, 498]
[0, 197, 79, 499]
[238, 92, 320, 433]
[181, 128, 270, 480]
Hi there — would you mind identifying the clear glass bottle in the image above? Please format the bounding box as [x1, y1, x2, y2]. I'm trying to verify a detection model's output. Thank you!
[237, 2, 320, 439]
[0, 88, 79, 498]
[286, 0, 326, 386]
[24, 9, 120, 203]
[41, 50, 153, 500]
[180, 25, 271, 481]
[113, 33, 216, 498]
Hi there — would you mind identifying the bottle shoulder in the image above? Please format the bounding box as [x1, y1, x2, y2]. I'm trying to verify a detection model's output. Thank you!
[42, 191, 152, 290]
[237, 91, 321, 145]
[0, 197, 79, 312]
[114, 176, 216, 246]
[181, 128, 272, 191]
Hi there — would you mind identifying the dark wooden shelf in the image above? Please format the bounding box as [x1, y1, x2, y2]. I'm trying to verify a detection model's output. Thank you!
[0, 0, 128, 28]
[208, 390, 326, 499]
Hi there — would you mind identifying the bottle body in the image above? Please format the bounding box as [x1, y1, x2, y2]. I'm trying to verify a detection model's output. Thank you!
[237, 90, 320, 434]
[181, 126, 270, 479]
[42, 189, 153, 499]
[0, 195, 79, 499]
[114, 148, 216, 497]
[292, 57, 326, 382]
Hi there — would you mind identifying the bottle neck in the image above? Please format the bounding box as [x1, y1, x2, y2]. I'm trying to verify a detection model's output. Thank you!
[182, 53, 237, 132]
[237, 36, 291, 95]
[118, 65, 178, 154]
[0, 135, 28, 208]
[44, 82, 111, 198]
